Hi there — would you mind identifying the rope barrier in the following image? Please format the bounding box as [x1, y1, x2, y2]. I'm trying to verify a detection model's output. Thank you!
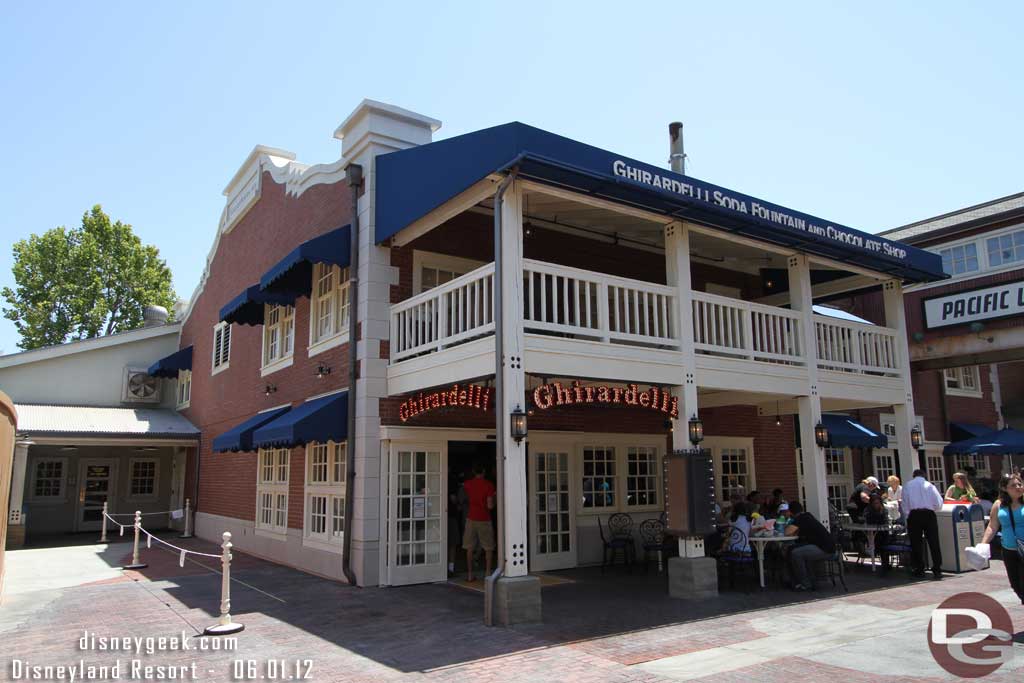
[97, 501, 244, 636]
[107, 510, 181, 517]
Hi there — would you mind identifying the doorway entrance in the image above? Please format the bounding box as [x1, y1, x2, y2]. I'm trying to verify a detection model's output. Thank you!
[448, 441, 497, 580]
[77, 459, 117, 532]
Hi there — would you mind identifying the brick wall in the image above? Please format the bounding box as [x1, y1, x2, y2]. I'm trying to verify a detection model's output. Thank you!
[700, 406, 799, 503]
[180, 172, 352, 526]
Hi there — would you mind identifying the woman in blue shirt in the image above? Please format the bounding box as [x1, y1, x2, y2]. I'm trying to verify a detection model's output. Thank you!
[982, 472, 1024, 603]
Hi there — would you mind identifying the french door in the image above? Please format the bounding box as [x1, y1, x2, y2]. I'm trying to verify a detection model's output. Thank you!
[77, 459, 117, 532]
[528, 447, 577, 571]
[387, 443, 447, 586]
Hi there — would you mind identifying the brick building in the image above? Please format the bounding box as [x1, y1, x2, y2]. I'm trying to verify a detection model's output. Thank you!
[143, 100, 950, 619]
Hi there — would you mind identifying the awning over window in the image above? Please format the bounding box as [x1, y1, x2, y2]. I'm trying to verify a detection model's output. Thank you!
[252, 392, 348, 449]
[212, 406, 291, 453]
[147, 346, 193, 378]
[822, 414, 888, 449]
[944, 428, 1024, 456]
[219, 285, 296, 325]
[258, 226, 351, 299]
[949, 422, 994, 443]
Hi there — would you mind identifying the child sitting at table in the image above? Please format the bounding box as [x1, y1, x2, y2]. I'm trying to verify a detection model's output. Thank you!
[776, 503, 792, 530]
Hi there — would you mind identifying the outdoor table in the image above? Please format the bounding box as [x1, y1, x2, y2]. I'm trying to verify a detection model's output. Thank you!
[747, 534, 797, 588]
[843, 522, 895, 571]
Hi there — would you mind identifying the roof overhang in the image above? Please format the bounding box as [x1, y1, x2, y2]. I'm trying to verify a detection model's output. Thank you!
[376, 122, 946, 284]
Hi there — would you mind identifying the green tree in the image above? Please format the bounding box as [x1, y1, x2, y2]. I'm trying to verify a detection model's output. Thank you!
[2, 205, 177, 350]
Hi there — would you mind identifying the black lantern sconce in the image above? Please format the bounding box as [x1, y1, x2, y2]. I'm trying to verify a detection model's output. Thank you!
[688, 414, 704, 446]
[510, 406, 528, 443]
[814, 422, 830, 448]
[911, 425, 923, 450]
[264, 384, 277, 396]
[316, 363, 331, 379]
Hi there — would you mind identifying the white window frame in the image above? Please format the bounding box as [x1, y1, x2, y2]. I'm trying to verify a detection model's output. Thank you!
[872, 451, 897, 487]
[308, 263, 351, 358]
[576, 436, 665, 515]
[303, 441, 346, 552]
[926, 450, 947, 491]
[938, 242, 979, 277]
[261, 304, 295, 376]
[705, 436, 756, 504]
[944, 366, 982, 398]
[412, 250, 485, 295]
[986, 228, 1024, 269]
[256, 447, 289, 538]
[878, 413, 926, 443]
[29, 457, 68, 503]
[953, 453, 991, 479]
[911, 221, 1024, 291]
[176, 369, 191, 410]
[127, 457, 159, 500]
[211, 322, 231, 374]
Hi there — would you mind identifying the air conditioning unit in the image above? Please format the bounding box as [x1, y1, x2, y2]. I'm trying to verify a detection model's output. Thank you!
[123, 367, 160, 404]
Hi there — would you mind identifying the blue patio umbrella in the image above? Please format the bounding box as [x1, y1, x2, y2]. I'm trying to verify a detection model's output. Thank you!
[943, 428, 1024, 456]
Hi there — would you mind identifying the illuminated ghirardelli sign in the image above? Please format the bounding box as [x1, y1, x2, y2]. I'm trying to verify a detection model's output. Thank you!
[399, 383, 492, 422]
[611, 159, 908, 262]
[532, 381, 678, 418]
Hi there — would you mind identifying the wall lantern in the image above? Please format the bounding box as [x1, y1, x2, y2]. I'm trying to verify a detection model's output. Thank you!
[316, 363, 331, 379]
[911, 425, 923, 450]
[510, 406, 528, 443]
[264, 384, 277, 396]
[688, 415, 704, 446]
[814, 422, 830, 448]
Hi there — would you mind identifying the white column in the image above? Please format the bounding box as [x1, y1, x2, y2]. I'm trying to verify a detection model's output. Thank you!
[8, 441, 29, 526]
[884, 279, 919, 479]
[789, 255, 829, 523]
[498, 181, 528, 577]
[665, 221, 698, 452]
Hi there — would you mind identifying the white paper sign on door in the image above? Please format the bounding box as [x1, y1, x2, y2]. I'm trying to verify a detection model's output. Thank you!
[413, 496, 426, 519]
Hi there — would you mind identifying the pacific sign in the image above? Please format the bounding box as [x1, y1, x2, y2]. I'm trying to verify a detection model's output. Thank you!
[611, 160, 908, 262]
[532, 381, 678, 418]
[399, 383, 492, 422]
[923, 279, 1024, 329]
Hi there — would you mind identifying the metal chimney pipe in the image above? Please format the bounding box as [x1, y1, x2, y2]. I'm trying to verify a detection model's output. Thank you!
[669, 122, 686, 174]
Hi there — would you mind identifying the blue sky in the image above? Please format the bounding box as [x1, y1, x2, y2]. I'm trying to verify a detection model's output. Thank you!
[0, 1, 1020, 353]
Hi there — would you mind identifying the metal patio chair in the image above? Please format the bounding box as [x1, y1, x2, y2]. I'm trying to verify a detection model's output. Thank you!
[598, 515, 635, 572]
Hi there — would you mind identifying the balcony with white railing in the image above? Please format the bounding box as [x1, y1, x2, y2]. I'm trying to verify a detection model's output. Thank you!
[388, 258, 904, 395]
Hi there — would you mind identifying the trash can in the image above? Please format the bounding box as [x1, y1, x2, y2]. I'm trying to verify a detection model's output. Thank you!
[966, 503, 990, 570]
[936, 503, 974, 573]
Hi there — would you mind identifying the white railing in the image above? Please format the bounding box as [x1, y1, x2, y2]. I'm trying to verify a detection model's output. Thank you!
[522, 259, 678, 348]
[691, 291, 803, 364]
[814, 315, 900, 376]
[390, 263, 495, 361]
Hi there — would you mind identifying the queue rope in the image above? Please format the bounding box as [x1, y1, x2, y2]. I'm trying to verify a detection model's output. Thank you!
[106, 510, 181, 517]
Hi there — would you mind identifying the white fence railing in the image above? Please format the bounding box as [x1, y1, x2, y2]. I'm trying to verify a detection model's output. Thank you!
[691, 291, 803, 364]
[814, 315, 900, 376]
[522, 259, 678, 348]
[390, 263, 495, 362]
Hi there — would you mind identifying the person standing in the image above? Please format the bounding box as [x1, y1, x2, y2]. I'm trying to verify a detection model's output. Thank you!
[981, 472, 1024, 603]
[462, 464, 496, 582]
[784, 501, 835, 591]
[903, 469, 944, 579]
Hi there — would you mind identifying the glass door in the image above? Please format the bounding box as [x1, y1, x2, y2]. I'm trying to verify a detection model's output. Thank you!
[78, 459, 117, 532]
[528, 448, 576, 571]
[387, 444, 446, 586]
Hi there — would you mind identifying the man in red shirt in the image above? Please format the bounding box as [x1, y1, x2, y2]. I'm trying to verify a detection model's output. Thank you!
[462, 464, 497, 582]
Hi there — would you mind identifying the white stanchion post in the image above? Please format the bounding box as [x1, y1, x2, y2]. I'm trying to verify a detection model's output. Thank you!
[123, 510, 148, 570]
[100, 501, 108, 543]
[204, 532, 244, 635]
[180, 498, 194, 539]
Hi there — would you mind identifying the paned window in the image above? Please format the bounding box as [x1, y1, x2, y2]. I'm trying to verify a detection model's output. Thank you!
[304, 441, 346, 547]
[176, 370, 191, 408]
[939, 243, 979, 276]
[310, 263, 350, 346]
[581, 446, 616, 509]
[263, 304, 295, 367]
[33, 460, 64, 498]
[626, 446, 658, 507]
[987, 230, 1024, 268]
[256, 448, 289, 534]
[130, 459, 157, 497]
[944, 366, 981, 396]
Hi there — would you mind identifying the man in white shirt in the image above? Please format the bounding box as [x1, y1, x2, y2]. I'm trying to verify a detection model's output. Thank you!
[902, 469, 944, 579]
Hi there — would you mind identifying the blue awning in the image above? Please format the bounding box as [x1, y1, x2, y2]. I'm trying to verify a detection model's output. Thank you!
[147, 346, 193, 378]
[944, 428, 1024, 456]
[949, 422, 994, 443]
[219, 285, 296, 325]
[258, 226, 351, 299]
[822, 414, 888, 449]
[252, 392, 348, 449]
[375, 122, 946, 283]
[212, 407, 291, 453]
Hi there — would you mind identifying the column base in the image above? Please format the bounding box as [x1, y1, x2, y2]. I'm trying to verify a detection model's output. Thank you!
[5, 524, 25, 549]
[204, 621, 245, 636]
[667, 556, 718, 599]
[494, 575, 542, 625]
[122, 563, 148, 570]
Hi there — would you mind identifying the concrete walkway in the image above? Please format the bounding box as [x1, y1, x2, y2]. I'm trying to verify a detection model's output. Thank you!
[3, 538, 1024, 682]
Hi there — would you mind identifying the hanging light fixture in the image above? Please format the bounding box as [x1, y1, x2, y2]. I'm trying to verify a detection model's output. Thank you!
[775, 400, 782, 427]
[814, 422, 830, 448]
[911, 425, 923, 449]
[688, 414, 704, 446]
[510, 406, 528, 443]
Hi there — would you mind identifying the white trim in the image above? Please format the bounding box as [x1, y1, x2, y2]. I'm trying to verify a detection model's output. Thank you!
[211, 322, 231, 374]
[27, 455, 69, 504]
[0, 324, 179, 369]
[903, 221, 1024, 292]
[255, 447, 289, 535]
[127, 457, 160, 501]
[302, 441, 346, 550]
[704, 436, 756, 502]
[175, 370, 191, 410]
[304, 387, 348, 403]
[259, 402, 292, 414]
[307, 332, 348, 359]
[944, 365, 982, 398]
[261, 303, 295, 373]
[412, 250, 486, 295]
[260, 355, 294, 377]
